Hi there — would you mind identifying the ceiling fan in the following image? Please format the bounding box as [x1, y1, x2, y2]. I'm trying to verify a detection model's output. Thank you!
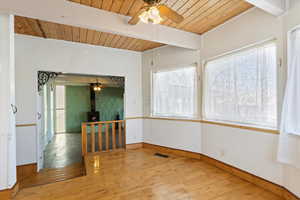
[128, 0, 184, 25]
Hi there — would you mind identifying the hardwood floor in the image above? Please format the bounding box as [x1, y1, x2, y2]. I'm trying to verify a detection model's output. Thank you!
[15, 149, 283, 200]
[44, 133, 82, 169]
[19, 162, 85, 189]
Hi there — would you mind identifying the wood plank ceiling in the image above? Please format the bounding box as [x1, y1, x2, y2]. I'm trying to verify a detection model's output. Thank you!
[15, 0, 253, 52]
[70, 0, 253, 34]
[14, 16, 164, 52]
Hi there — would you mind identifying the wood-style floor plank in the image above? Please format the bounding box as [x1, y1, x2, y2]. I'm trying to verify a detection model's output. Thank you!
[15, 149, 284, 200]
[19, 162, 85, 189]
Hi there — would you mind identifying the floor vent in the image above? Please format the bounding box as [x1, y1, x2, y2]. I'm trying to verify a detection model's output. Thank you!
[154, 153, 169, 158]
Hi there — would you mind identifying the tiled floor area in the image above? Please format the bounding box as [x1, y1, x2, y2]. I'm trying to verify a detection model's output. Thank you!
[16, 148, 283, 200]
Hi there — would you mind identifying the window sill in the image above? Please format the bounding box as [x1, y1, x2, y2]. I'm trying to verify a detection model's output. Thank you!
[147, 116, 201, 123]
[201, 119, 279, 134]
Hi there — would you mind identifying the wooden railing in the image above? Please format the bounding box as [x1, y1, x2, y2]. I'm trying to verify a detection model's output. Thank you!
[81, 120, 126, 156]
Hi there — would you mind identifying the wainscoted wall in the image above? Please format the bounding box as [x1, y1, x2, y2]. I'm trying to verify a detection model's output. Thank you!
[16, 126, 36, 166]
[143, 119, 202, 153]
[126, 119, 143, 145]
[201, 124, 282, 185]
[15, 35, 143, 166]
[143, 118, 282, 185]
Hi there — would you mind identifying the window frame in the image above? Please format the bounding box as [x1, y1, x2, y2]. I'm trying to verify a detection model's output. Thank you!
[202, 39, 279, 130]
[151, 64, 199, 119]
[288, 26, 300, 71]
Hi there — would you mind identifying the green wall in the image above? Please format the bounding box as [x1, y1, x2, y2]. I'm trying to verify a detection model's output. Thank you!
[65, 86, 124, 133]
[65, 86, 90, 133]
[96, 87, 124, 122]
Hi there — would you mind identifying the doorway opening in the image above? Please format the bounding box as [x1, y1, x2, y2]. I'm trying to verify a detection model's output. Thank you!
[20, 72, 125, 189]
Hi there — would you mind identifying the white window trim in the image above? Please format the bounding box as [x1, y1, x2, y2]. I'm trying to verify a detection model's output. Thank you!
[288, 26, 300, 66]
[204, 38, 277, 63]
[202, 39, 279, 130]
[150, 64, 200, 120]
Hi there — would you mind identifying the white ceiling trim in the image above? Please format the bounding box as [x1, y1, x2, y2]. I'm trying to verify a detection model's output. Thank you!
[245, 0, 287, 16]
[0, 0, 202, 50]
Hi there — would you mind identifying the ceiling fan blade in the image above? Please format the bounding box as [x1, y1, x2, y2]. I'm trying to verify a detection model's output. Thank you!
[158, 5, 184, 24]
[128, 8, 146, 25]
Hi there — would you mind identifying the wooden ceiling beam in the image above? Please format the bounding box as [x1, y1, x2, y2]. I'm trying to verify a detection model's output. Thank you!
[36, 20, 47, 38]
[244, 0, 286, 16]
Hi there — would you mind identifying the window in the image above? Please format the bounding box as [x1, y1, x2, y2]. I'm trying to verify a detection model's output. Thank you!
[152, 66, 197, 118]
[204, 42, 277, 128]
[55, 85, 66, 133]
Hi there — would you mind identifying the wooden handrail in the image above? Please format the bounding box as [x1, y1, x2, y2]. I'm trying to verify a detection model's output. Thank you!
[82, 120, 125, 125]
[81, 120, 126, 156]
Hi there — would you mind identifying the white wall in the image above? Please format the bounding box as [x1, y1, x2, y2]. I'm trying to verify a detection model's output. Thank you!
[142, 45, 202, 153]
[15, 35, 143, 165]
[201, 7, 284, 186]
[144, 119, 202, 153]
[14, 1, 300, 196]
[16, 127, 37, 165]
[201, 3, 300, 196]
[142, 44, 284, 187]
[142, 3, 300, 197]
[202, 124, 282, 184]
[280, 0, 300, 196]
[0, 14, 17, 190]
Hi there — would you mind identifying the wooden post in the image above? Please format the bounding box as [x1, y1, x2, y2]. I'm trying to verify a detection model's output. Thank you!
[118, 121, 122, 148]
[112, 123, 116, 150]
[105, 123, 109, 151]
[123, 120, 126, 149]
[91, 124, 95, 153]
[81, 123, 87, 156]
[98, 124, 102, 152]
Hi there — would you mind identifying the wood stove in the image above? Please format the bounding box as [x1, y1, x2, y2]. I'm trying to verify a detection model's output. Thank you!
[87, 83, 100, 122]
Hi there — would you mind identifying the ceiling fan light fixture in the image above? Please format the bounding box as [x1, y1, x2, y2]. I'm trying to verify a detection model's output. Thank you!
[93, 85, 101, 92]
[93, 80, 102, 92]
[151, 15, 163, 24]
[149, 6, 160, 18]
[129, 0, 183, 26]
[139, 10, 150, 24]
[139, 6, 163, 24]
